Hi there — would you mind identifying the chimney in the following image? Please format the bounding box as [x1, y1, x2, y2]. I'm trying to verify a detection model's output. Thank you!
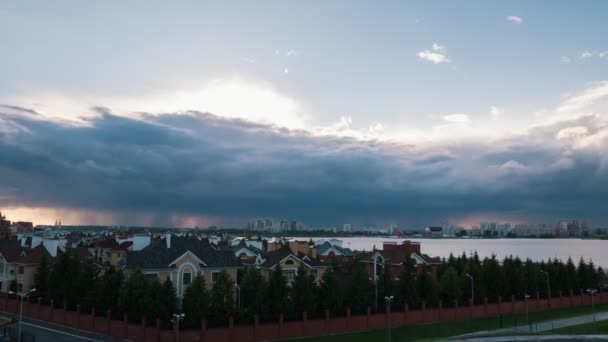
[166, 233, 172, 248]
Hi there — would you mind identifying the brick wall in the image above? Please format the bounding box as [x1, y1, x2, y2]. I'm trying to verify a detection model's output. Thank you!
[2, 290, 606, 342]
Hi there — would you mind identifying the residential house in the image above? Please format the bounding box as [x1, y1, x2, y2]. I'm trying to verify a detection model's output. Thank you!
[125, 234, 241, 297]
[94, 238, 133, 267]
[257, 246, 326, 285]
[0, 244, 53, 293]
[315, 241, 354, 270]
[362, 241, 441, 281]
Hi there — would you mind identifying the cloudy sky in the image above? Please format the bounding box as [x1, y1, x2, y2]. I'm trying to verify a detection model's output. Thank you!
[1, 1, 608, 228]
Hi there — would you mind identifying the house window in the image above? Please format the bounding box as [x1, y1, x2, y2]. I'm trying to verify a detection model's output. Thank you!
[284, 259, 295, 265]
[183, 272, 192, 285]
[0, 264, 4, 274]
[283, 269, 296, 282]
[211, 271, 219, 283]
[144, 273, 158, 280]
[18, 266, 24, 274]
[17, 283, 23, 292]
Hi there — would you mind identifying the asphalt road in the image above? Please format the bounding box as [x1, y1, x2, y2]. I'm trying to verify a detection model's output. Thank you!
[0, 312, 125, 342]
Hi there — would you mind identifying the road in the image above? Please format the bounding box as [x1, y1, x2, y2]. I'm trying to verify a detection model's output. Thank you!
[446, 310, 608, 341]
[0, 312, 125, 342]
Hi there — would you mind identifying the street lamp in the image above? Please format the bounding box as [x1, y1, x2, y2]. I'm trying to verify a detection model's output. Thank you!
[235, 283, 241, 310]
[587, 288, 597, 322]
[465, 274, 474, 304]
[172, 313, 185, 342]
[524, 294, 531, 331]
[540, 270, 551, 299]
[9, 288, 36, 342]
[384, 296, 394, 342]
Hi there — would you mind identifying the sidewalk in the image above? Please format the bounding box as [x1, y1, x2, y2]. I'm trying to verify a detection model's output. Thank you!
[449, 310, 608, 339]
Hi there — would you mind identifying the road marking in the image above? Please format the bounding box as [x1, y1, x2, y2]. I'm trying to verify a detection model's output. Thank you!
[0, 315, 104, 342]
[19, 322, 104, 341]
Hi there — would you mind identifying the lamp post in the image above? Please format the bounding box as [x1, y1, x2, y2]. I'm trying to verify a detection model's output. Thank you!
[385, 296, 394, 342]
[465, 273, 474, 304]
[235, 283, 241, 310]
[524, 294, 531, 331]
[172, 313, 185, 342]
[587, 288, 597, 322]
[9, 288, 36, 342]
[540, 270, 550, 299]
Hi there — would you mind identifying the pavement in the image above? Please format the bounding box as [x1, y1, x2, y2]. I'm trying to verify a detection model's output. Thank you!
[444, 310, 608, 341]
[0, 311, 126, 342]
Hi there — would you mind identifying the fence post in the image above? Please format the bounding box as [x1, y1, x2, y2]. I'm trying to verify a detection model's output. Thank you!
[63, 300, 68, 324]
[107, 309, 112, 336]
[229, 315, 234, 342]
[37, 297, 42, 319]
[345, 308, 350, 329]
[200, 319, 207, 342]
[141, 316, 146, 340]
[76, 304, 81, 328]
[91, 307, 96, 331]
[366, 306, 371, 329]
[253, 315, 259, 342]
[403, 303, 409, 324]
[421, 302, 426, 322]
[279, 313, 285, 337]
[511, 295, 515, 314]
[438, 300, 442, 322]
[49, 299, 55, 322]
[569, 289, 574, 307]
[484, 297, 488, 316]
[156, 318, 161, 342]
[497, 296, 502, 315]
[123, 313, 128, 338]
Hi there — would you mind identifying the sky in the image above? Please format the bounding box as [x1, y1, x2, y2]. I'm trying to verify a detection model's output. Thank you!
[1, 1, 608, 228]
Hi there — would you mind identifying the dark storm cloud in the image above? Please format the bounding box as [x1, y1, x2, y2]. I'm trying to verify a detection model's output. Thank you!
[1, 106, 608, 227]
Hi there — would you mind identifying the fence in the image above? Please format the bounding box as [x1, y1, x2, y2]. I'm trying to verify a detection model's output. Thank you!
[1, 290, 606, 342]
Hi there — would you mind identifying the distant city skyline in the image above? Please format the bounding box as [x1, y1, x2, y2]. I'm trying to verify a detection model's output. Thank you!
[2, 2, 608, 227]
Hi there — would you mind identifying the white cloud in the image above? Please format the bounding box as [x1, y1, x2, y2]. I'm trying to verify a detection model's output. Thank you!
[556, 126, 589, 140]
[580, 50, 594, 59]
[499, 160, 528, 174]
[490, 106, 503, 117]
[600, 51, 608, 59]
[443, 113, 471, 123]
[556, 81, 608, 115]
[561, 56, 571, 63]
[417, 43, 451, 64]
[506, 16, 523, 24]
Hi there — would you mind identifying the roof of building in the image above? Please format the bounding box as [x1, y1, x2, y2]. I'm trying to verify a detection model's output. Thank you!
[260, 246, 326, 269]
[316, 241, 354, 256]
[0, 245, 52, 264]
[125, 235, 239, 270]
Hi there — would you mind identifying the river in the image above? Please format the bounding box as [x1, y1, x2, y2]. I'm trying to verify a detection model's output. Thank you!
[309, 237, 608, 267]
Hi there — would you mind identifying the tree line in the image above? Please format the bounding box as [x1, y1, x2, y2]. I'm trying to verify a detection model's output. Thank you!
[30, 250, 605, 329]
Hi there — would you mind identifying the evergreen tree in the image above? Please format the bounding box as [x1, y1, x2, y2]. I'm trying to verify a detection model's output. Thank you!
[209, 271, 235, 326]
[182, 274, 210, 326]
[265, 265, 288, 318]
[33, 254, 50, 302]
[239, 266, 266, 317]
[290, 265, 316, 316]
[397, 256, 418, 307]
[376, 262, 394, 310]
[345, 256, 372, 314]
[416, 268, 439, 307]
[317, 262, 341, 315]
[159, 278, 178, 324]
[119, 268, 149, 321]
[94, 266, 124, 312]
[439, 266, 462, 306]
[144, 279, 163, 322]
